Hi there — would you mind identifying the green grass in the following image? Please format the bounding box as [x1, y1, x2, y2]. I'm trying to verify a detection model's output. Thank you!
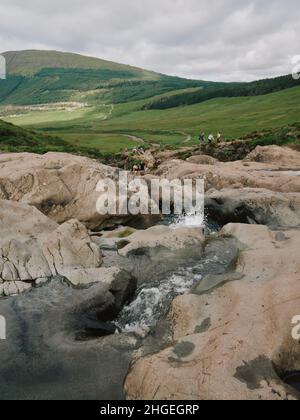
[0, 118, 74, 153]
[117, 227, 136, 238]
[2, 85, 300, 155]
[55, 132, 139, 154]
[1, 49, 300, 158]
[128, 131, 194, 146]
[247, 124, 300, 147]
[3, 107, 91, 125]
[95, 86, 300, 140]
[0, 118, 111, 161]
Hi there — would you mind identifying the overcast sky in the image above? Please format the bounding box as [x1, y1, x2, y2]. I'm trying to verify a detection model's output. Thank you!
[1, 0, 299, 81]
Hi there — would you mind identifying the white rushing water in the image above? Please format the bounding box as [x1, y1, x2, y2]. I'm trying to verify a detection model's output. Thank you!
[116, 212, 206, 335]
[116, 267, 202, 335]
[170, 212, 206, 228]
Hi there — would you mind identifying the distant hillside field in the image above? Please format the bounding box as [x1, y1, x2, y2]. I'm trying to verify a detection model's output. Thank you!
[0, 50, 299, 155]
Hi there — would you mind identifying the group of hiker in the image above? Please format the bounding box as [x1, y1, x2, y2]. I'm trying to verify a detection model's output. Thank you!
[126, 131, 223, 173]
[132, 146, 145, 156]
[199, 131, 223, 145]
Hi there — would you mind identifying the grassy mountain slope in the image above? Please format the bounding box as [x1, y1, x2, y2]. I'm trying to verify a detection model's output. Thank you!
[91, 86, 300, 140]
[0, 118, 122, 158]
[94, 85, 300, 141]
[0, 50, 209, 105]
[16, 85, 300, 151]
[0, 118, 71, 153]
[145, 75, 300, 109]
[2, 50, 159, 78]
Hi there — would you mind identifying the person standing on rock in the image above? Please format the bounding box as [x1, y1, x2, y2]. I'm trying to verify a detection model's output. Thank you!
[199, 132, 205, 144]
[208, 133, 215, 144]
[217, 131, 223, 144]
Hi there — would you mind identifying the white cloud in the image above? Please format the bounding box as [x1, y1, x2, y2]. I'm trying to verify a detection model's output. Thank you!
[0, 0, 299, 81]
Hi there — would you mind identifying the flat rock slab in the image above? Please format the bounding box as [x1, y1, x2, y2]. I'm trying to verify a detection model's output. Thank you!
[118, 225, 205, 258]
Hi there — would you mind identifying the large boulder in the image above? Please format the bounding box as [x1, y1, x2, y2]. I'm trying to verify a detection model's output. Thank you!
[0, 200, 57, 287]
[0, 200, 131, 294]
[118, 225, 205, 258]
[245, 145, 300, 166]
[59, 267, 126, 287]
[206, 188, 300, 228]
[125, 224, 300, 400]
[154, 156, 300, 193]
[42, 219, 102, 276]
[0, 152, 160, 229]
[0, 152, 119, 229]
[116, 225, 206, 287]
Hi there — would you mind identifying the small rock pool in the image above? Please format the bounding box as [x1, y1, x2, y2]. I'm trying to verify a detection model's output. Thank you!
[283, 372, 300, 393]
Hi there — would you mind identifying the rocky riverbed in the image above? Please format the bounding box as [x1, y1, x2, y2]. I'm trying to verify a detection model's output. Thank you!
[0, 145, 299, 400]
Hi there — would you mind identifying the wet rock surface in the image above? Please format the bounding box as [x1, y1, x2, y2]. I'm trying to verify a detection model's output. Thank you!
[0, 146, 300, 400]
[124, 224, 300, 400]
[0, 223, 240, 400]
[0, 277, 138, 400]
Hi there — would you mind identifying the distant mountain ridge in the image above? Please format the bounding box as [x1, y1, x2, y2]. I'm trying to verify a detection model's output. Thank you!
[1, 50, 159, 79]
[0, 50, 298, 108]
[0, 50, 209, 106]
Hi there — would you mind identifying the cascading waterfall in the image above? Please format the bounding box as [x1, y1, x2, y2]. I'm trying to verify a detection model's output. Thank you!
[170, 211, 206, 228]
[116, 211, 206, 335]
[116, 267, 202, 335]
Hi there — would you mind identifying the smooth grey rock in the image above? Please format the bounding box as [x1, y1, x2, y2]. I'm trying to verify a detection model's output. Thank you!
[0, 277, 138, 400]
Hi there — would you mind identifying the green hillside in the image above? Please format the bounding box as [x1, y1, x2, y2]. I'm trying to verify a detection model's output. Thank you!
[0, 118, 126, 158]
[0, 50, 299, 157]
[145, 75, 300, 109]
[0, 50, 208, 105]
[2, 50, 159, 77]
[7, 85, 299, 153]
[93, 85, 300, 140]
[0, 118, 71, 153]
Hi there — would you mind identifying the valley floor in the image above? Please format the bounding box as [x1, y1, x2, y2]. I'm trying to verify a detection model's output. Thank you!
[1, 86, 300, 155]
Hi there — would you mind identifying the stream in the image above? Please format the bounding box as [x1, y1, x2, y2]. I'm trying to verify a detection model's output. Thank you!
[0, 214, 236, 400]
[116, 266, 202, 335]
[115, 213, 220, 335]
